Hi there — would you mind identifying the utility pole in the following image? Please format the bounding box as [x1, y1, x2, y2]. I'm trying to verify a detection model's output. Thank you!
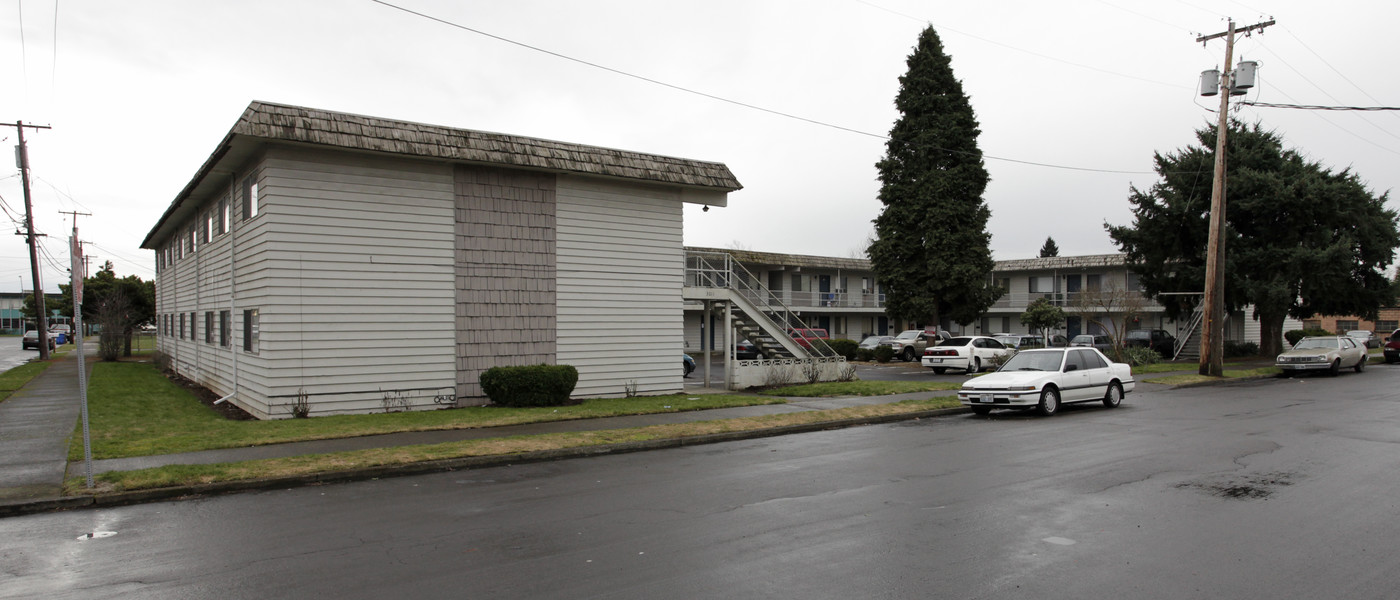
[6, 121, 53, 359]
[1195, 18, 1273, 377]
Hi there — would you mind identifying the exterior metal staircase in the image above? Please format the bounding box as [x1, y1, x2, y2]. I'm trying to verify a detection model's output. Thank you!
[684, 251, 839, 359]
[1173, 306, 1205, 361]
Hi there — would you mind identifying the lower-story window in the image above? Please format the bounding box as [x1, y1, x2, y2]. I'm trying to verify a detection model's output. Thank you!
[179, 313, 186, 339]
[219, 310, 230, 347]
[243, 308, 259, 354]
[205, 311, 214, 344]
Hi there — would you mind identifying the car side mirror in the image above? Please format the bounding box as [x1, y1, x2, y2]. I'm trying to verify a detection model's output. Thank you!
[1065, 364, 1078, 372]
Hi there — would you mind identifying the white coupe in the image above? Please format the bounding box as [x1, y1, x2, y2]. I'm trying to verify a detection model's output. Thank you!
[958, 347, 1135, 416]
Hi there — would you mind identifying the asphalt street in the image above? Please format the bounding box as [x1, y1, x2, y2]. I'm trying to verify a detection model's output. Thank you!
[0, 338, 44, 373]
[5, 364, 1400, 599]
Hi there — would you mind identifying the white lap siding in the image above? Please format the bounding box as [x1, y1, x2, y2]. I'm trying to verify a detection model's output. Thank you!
[249, 147, 457, 416]
[556, 176, 684, 397]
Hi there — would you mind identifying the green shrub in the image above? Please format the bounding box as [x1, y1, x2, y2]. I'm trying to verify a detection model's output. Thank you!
[827, 338, 858, 360]
[479, 364, 580, 407]
[1223, 340, 1260, 358]
[1284, 328, 1333, 347]
[1121, 346, 1161, 367]
[855, 348, 875, 362]
[873, 346, 895, 363]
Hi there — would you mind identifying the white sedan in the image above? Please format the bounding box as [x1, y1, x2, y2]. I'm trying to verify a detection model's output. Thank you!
[958, 347, 1135, 416]
[922, 335, 1014, 374]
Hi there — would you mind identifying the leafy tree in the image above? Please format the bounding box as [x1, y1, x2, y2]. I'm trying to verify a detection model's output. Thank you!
[23, 261, 155, 357]
[1038, 237, 1060, 258]
[867, 26, 1001, 328]
[1107, 121, 1399, 355]
[1019, 297, 1064, 344]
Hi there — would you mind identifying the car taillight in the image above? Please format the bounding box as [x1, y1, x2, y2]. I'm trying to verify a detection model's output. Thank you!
[925, 348, 958, 357]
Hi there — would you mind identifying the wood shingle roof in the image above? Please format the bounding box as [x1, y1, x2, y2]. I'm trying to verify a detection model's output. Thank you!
[236, 102, 742, 190]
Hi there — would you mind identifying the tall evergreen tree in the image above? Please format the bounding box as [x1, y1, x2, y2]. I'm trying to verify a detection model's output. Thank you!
[867, 26, 1000, 327]
[1108, 121, 1399, 355]
[1038, 237, 1060, 258]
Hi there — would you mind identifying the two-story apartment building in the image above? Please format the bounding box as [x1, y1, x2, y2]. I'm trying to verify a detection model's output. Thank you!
[684, 248, 1283, 356]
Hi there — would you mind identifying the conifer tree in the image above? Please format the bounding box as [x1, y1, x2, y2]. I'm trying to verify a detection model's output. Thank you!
[867, 26, 1000, 327]
[1038, 237, 1060, 258]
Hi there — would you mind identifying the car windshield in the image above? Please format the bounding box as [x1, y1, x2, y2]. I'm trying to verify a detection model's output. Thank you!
[859, 336, 885, 345]
[1000, 350, 1064, 371]
[1346, 331, 1368, 337]
[1294, 338, 1339, 350]
[895, 331, 919, 341]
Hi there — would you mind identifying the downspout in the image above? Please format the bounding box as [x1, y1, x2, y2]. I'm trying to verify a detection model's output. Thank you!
[215, 175, 238, 404]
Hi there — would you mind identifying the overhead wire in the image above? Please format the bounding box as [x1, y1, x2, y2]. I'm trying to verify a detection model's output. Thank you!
[1251, 40, 1400, 146]
[367, 0, 1157, 175]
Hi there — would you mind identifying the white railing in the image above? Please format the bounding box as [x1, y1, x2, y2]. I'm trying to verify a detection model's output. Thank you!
[685, 251, 840, 358]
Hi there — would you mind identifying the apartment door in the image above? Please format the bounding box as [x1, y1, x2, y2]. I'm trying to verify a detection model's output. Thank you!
[878, 316, 889, 335]
[1067, 316, 1082, 338]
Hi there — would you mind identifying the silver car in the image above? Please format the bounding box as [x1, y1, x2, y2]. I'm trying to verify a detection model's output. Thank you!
[1276, 336, 1368, 376]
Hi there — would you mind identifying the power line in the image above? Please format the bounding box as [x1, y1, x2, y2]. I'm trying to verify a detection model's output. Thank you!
[856, 0, 1188, 90]
[368, 0, 1156, 176]
[1243, 101, 1400, 111]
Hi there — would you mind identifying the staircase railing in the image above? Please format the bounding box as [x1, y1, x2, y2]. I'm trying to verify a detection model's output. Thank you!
[1173, 306, 1205, 360]
[686, 250, 840, 358]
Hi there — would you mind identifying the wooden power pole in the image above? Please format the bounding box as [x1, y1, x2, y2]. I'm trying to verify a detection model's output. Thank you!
[1195, 19, 1274, 377]
[6, 121, 53, 359]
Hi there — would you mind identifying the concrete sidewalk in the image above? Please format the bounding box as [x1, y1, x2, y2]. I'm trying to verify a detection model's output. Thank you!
[0, 347, 90, 506]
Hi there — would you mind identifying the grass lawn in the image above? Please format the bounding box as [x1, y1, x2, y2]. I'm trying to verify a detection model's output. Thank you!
[760, 380, 961, 397]
[0, 360, 52, 403]
[68, 395, 964, 494]
[72, 361, 786, 460]
[1143, 366, 1282, 386]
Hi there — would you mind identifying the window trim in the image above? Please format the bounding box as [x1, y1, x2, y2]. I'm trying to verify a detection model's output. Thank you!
[243, 308, 259, 354]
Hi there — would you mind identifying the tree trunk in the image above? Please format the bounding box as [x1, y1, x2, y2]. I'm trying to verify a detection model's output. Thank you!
[1257, 309, 1287, 356]
[124, 330, 133, 357]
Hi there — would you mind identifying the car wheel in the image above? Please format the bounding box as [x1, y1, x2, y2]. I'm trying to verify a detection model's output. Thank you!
[971, 406, 992, 416]
[1037, 386, 1060, 416]
[1355, 357, 1366, 373]
[1329, 359, 1341, 377]
[902, 348, 915, 362]
[1103, 381, 1123, 408]
[932, 368, 946, 374]
[967, 357, 981, 374]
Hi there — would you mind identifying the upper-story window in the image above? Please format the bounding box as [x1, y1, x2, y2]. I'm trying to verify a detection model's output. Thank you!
[242, 174, 260, 220]
[219, 197, 230, 234]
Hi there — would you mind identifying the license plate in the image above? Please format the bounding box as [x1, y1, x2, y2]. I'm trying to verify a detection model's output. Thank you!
[977, 394, 993, 403]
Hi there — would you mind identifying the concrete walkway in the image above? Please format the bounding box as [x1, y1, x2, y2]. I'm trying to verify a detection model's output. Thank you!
[0, 347, 90, 506]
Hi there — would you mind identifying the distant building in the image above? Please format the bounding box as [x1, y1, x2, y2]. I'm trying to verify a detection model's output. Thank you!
[143, 102, 740, 419]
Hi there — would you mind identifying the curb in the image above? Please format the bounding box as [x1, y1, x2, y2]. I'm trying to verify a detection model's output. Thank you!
[0, 405, 972, 518]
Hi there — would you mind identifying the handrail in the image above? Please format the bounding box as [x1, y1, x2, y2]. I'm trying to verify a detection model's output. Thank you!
[1173, 307, 1205, 360]
[685, 251, 840, 358]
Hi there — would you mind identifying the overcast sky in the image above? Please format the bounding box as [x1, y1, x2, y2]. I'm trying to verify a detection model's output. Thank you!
[3, 0, 1398, 293]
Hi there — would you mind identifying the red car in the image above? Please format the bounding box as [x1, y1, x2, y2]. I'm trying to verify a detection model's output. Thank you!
[1384, 329, 1400, 364]
[786, 328, 829, 350]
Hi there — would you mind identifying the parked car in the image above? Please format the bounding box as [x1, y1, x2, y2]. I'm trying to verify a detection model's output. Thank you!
[683, 354, 696, 377]
[1384, 329, 1400, 364]
[49, 324, 72, 338]
[993, 334, 1064, 350]
[786, 328, 829, 351]
[922, 335, 1014, 374]
[1276, 336, 1367, 376]
[735, 339, 759, 360]
[857, 335, 895, 351]
[1344, 329, 1380, 349]
[22, 329, 55, 351]
[1070, 334, 1114, 354]
[958, 347, 1135, 416]
[888, 329, 950, 362]
[1124, 328, 1176, 358]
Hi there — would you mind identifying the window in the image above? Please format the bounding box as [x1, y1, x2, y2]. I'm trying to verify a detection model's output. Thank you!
[1029, 276, 1052, 293]
[243, 308, 259, 353]
[205, 210, 213, 244]
[1336, 320, 1359, 333]
[189, 224, 197, 254]
[242, 175, 259, 220]
[219, 197, 230, 234]
[204, 312, 213, 344]
[791, 273, 802, 292]
[1303, 320, 1321, 330]
[1086, 274, 1102, 291]
[1127, 271, 1144, 291]
[861, 277, 870, 293]
[190, 311, 197, 341]
[179, 313, 186, 339]
[1377, 320, 1398, 332]
[220, 310, 231, 347]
